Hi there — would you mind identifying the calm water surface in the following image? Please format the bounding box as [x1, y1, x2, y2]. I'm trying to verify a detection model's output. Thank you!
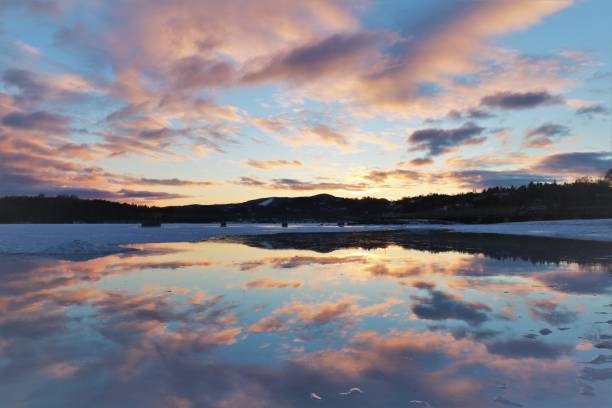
[1, 232, 611, 407]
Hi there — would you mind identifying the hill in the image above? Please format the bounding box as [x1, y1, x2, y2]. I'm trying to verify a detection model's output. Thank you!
[0, 175, 610, 224]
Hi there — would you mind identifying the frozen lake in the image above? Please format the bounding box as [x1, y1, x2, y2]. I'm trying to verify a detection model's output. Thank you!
[0, 219, 611, 257]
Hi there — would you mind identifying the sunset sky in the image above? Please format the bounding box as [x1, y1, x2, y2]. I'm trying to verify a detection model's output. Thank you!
[0, 0, 610, 205]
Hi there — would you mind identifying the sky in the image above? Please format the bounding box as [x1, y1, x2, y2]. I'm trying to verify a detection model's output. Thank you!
[0, 0, 610, 205]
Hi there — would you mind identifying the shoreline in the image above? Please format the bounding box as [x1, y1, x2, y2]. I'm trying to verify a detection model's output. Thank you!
[0, 219, 610, 257]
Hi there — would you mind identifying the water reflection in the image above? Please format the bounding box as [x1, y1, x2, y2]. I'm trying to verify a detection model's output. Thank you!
[1, 232, 611, 407]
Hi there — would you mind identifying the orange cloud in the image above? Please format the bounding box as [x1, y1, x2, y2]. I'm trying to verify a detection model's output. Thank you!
[244, 278, 303, 289]
[245, 159, 302, 170]
[248, 295, 402, 333]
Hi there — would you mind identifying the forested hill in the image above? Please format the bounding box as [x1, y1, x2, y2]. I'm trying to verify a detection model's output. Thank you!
[1, 177, 611, 224]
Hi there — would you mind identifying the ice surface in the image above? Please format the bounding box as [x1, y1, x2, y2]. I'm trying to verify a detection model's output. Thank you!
[0, 219, 610, 256]
[0, 223, 404, 255]
[42, 239, 130, 255]
[446, 218, 612, 242]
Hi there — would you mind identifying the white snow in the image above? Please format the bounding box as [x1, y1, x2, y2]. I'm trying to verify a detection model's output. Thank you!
[0, 219, 610, 256]
[258, 198, 274, 206]
[444, 218, 612, 242]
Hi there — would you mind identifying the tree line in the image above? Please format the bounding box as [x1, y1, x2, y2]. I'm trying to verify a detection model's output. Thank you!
[0, 170, 610, 224]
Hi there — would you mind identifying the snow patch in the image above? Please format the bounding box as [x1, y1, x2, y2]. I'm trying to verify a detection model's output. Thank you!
[258, 198, 274, 206]
[446, 218, 612, 242]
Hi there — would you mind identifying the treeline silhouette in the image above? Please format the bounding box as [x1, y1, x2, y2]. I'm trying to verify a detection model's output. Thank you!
[394, 174, 612, 223]
[1, 172, 610, 224]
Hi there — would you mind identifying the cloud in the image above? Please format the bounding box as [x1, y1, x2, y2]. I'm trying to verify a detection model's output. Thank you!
[114, 189, 188, 200]
[249, 298, 356, 332]
[244, 278, 302, 289]
[251, 117, 289, 134]
[0, 181, 187, 201]
[0, 249, 585, 408]
[532, 151, 612, 175]
[447, 108, 494, 121]
[0, 0, 590, 204]
[171, 56, 235, 91]
[236, 158, 606, 196]
[242, 32, 384, 83]
[251, 255, 367, 270]
[249, 296, 401, 333]
[126, 177, 214, 187]
[2, 69, 49, 104]
[485, 339, 573, 360]
[270, 178, 369, 191]
[578, 367, 612, 382]
[356, 0, 572, 109]
[2, 110, 70, 132]
[15, 41, 42, 57]
[252, 111, 388, 150]
[446, 170, 555, 189]
[410, 285, 491, 326]
[304, 124, 349, 146]
[0, 141, 105, 198]
[450, 327, 501, 341]
[90, 0, 358, 149]
[480, 91, 564, 110]
[409, 157, 434, 166]
[523, 123, 570, 148]
[527, 299, 578, 325]
[234, 177, 370, 192]
[408, 122, 486, 157]
[1, 68, 94, 107]
[0, 0, 61, 15]
[364, 263, 425, 279]
[576, 104, 610, 116]
[247, 315, 289, 333]
[412, 281, 436, 290]
[364, 169, 422, 183]
[105, 0, 357, 70]
[100, 120, 241, 158]
[96, 0, 574, 120]
[230, 150, 609, 198]
[245, 160, 302, 170]
[0, 139, 202, 201]
[291, 300, 354, 325]
[235, 177, 267, 187]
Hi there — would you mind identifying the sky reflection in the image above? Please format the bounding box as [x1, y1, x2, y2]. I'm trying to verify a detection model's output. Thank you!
[1, 233, 611, 407]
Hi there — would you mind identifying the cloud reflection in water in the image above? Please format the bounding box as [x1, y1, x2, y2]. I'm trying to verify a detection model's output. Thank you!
[1, 233, 611, 407]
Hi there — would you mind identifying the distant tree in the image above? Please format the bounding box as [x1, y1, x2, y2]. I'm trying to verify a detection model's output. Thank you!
[576, 176, 591, 184]
[605, 169, 612, 186]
